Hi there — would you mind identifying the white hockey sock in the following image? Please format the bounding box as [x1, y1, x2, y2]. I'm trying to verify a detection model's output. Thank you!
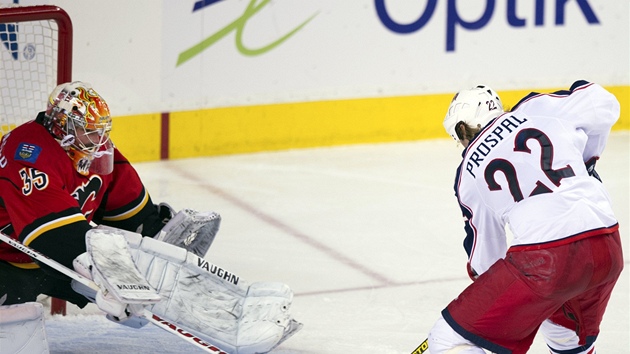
[428, 315, 486, 354]
[542, 319, 596, 354]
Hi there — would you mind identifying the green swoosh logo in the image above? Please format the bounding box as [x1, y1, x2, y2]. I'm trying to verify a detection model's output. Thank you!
[177, 0, 317, 66]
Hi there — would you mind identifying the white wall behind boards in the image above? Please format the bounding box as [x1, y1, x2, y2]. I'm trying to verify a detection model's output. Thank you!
[4, 0, 629, 115]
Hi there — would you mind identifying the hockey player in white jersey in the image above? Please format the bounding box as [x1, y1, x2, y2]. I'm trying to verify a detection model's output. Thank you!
[427, 81, 623, 354]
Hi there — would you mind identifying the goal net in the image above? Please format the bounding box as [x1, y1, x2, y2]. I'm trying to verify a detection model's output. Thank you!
[0, 4, 72, 137]
[0, 4, 73, 315]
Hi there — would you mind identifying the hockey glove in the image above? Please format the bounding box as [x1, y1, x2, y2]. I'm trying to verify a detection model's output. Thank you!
[156, 202, 175, 225]
[585, 157, 601, 182]
[156, 208, 221, 257]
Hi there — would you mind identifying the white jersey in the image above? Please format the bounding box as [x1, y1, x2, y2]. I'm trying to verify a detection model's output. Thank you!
[455, 81, 620, 275]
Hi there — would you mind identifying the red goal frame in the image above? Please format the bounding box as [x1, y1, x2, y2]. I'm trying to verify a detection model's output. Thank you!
[0, 5, 73, 316]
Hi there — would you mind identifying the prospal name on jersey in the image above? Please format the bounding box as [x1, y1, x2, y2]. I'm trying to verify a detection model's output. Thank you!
[465, 114, 529, 178]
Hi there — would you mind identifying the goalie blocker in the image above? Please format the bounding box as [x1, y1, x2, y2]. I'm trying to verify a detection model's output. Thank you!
[75, 228, 302, 354]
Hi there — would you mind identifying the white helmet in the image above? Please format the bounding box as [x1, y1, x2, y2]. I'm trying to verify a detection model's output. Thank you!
[443, 85, 504, 141]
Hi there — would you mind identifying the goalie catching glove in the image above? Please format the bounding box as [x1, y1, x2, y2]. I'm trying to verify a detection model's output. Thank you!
[73, 227, 302, 353]
[155, 203, 221, 258]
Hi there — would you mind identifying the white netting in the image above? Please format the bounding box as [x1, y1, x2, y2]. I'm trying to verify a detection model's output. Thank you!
[0, 5, 59, 137]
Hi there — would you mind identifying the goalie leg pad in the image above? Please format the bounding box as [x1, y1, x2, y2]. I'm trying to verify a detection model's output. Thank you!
[133, 236, 247, 351]
[237, 282, 295, 353]
[0, 302, 50, 354]
[130, 236, 300, 353]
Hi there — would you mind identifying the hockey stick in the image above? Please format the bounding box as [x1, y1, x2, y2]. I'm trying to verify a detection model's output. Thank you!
[0, 232, 230, 354]
[411, 338, 429, 354]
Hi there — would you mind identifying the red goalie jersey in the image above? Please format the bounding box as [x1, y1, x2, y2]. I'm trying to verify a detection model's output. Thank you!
[0, 117, 162, 269]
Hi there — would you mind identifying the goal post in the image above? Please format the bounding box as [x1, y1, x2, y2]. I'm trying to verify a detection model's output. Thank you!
[0, 4, 73, 316]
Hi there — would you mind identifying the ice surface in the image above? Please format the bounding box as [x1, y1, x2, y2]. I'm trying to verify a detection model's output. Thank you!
[42, 133, 629, 353]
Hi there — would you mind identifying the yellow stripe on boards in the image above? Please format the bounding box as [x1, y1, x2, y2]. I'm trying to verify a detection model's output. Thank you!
[169, 94, 454, 159]
[604, 86, 628, 130]
[110, 113, 162, 162]
[108, 85, 629, 162]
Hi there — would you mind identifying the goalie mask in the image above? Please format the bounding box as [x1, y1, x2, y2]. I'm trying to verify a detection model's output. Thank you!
[44, 82, 114, 175]
[443, 85, 504, 141]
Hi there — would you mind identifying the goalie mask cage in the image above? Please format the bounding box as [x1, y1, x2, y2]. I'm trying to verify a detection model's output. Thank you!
[0, 4, 73, 316]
